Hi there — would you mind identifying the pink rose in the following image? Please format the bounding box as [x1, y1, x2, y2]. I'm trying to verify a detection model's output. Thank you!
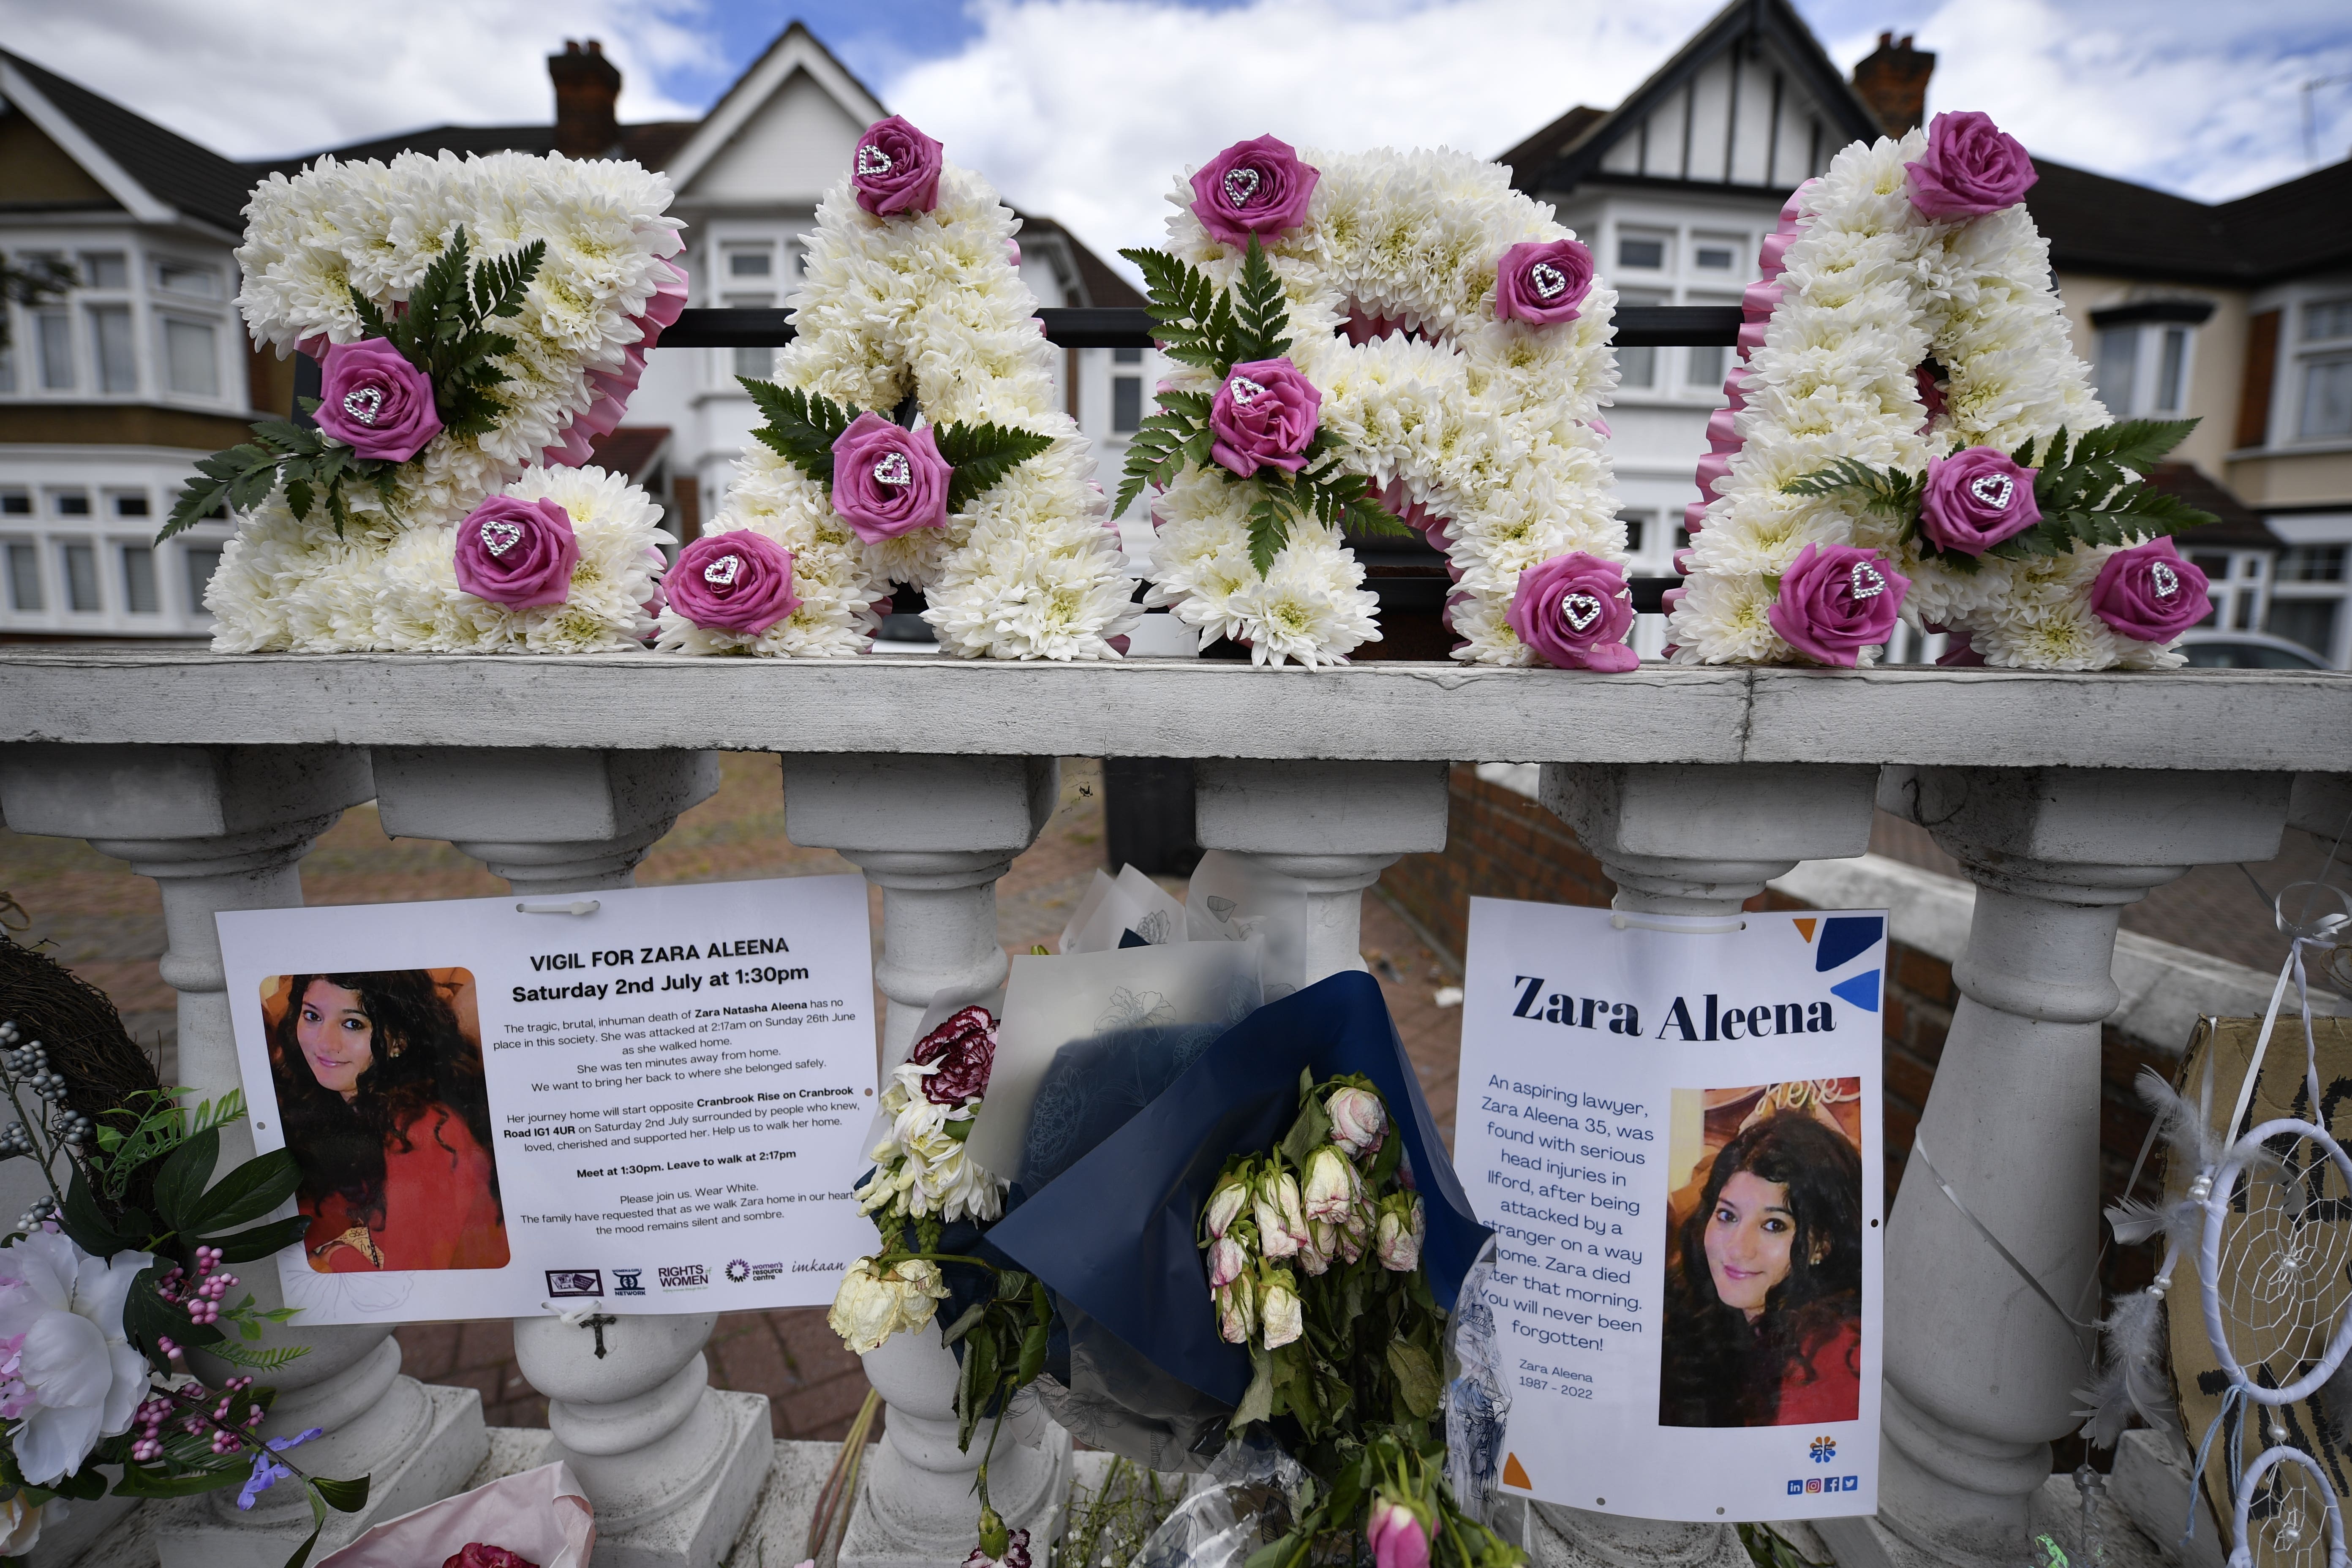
[1367, 1497, 1435, 1568]
[831, 413, 952, 542]
[2090, 538, 2210, 642]
[444, 1548, 535, 1568]
[1767, 543, 1908, 667]
[908, 1006, 997, 1105]
[315, 339, 441, 462]
[1210, 358, 1320, 478]
[1507, 553, 1639, 672]
[1493, 240, 1595, 326]
[1919, 446, 2041, 555]
[1906, 111, 2037, 221]
[453, 495, 577, 610]
[667, 531, 800, 636]
[1189, 135, 1319, 248]
[851, 116, 944, 216]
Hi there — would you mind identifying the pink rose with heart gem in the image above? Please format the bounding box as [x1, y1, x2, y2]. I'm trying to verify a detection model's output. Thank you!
[2090, 538, 2209, 642]
[314, 339, 441, 462]
[1919, 446, 2041, 555]
[667, 531, 800, 636]
[1906, 111, 2037, 221]
[851, 116, 944, 217]
[1768, 543, 1908, 666]
[830, 412, 952, 542]
[1210, 358, 1320, 479]
[1507, 553, 1639, 672]
[1190, 136, 1319, 248]
[1494, 239, 1595, 326]
[452, 495, 577, 609]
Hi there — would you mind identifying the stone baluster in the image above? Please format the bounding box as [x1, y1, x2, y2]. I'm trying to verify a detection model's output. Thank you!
[1816, 767, 2289, 1568]
[1533, 761, 1882, 1568]
[0, 743, 488, 1568]
[779, 753, 1071, 1568]
[1191, 760, 1451, 987]
[368, 747, 767, 1568]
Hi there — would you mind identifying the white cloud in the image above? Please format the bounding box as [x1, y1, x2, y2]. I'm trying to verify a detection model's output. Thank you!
[0, 0, 715, 161]
[884, 0, 1728, 266]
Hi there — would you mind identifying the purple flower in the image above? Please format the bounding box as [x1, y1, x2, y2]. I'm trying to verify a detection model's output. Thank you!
[907, 1006, 997, 1105]
[1919, 446, 2041, 555]
[2090, 538, 2210, 642]
[453, 495, 578, 610]
[236, 1427, 319, 1510]
[314, 339, 441, 462]
[1767, 543, 1909, 667]
[851, 116, 945, 217]
[1493, 240, 1595, 326]
[1906, 111, 2037, 221]
[830, 413, 952, 543]
[667, 531, 800, 637]
[1209, 358, 1320, 478]
[1507, 553, 1639, 672]
[1189, 136, 1319, 248]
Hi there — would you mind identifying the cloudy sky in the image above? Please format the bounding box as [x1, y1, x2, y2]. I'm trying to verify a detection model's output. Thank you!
[8, 0, 2350, 266]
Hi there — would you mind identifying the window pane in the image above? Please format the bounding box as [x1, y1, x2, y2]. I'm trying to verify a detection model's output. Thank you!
[1618, 237, 1665, 270]
[5, 544, 41, 611]
[1113, 347, 1143, 365]
[1694, 247, 1734, 270]
[732, 345, 773, 380]
[62, 543, 98, 611]
[727, 248, 772, 277]
[2093, 326, 2138, 414]
[90, 305, 136, 392]
[1685, 344, 1726, 387]
[81, 252, 128, 289]
[1616, 512, 1647, 553]
[2268, 597, 2340, 658]
[54, 493, 89, 517]
[2279, 545, 2347, 582]
[164, 318, 218, 396]
[155, 262, 221, 298]
[121, 545, 158, 612]
[2302, 299, 2352, 343]
[2156, 327, 2186, 412]
[1619, 344, 1657, 389]
[37, 310, 73, 389]
[0, 342, 14, 393]
[2299, 358, 2352, 439]
[0, 494, 27, 515]
[184, 545, 223, 614]
[1112, 375, 1142, 433]
[112, 493, 149, 517]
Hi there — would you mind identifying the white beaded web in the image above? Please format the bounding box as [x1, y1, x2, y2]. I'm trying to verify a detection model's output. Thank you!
[2223, 1446, 2347, 1568]
[2203, 1120, 2352, 1406]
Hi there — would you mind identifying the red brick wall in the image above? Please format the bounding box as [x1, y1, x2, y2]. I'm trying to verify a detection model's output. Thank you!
[1383, 766, 2160, 1293]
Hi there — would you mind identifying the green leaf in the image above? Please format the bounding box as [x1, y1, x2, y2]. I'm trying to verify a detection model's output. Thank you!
[1233, 1344, 1276, 1428]
[60, 1165, 131, 1258]
[312, 1475, 370, 1513]
[742, 381, 855, 485]
[1228, 237, 1293, 368]
[1245, 488, 1297, 578]
[197, 1336, 309, 1372]
[1279, 1094, 1334, 1168]
[186, 1149, 299, 1236]
[939, 1301, 989, 1346]
[109, 1465, 249, 1500]
[1385, 1340, 1442, 1419]
[282, 1522, 324, 1568]
[152, 1126, 220, 1238]
[935, 420, 1054, 513]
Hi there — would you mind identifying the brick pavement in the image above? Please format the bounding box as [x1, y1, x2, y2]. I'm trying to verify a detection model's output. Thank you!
[1, 754, 1465, 1445]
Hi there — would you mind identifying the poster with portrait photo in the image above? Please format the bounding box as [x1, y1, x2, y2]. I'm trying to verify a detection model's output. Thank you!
[1454, 898, 1884, 1524]
[218, 876, 880, 1325]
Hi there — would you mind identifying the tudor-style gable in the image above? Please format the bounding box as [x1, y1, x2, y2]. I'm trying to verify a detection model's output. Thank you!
[1504, 0, 1883, 199]
[665, 23, 888, 209]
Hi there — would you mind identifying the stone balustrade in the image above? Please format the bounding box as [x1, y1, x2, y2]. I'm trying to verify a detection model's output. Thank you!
[1, 647, 2347, 1568]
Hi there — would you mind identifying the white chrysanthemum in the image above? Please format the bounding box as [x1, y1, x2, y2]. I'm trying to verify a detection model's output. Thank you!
[216, 151, 684, 651]
[684, 160, 1136, 660]
[207, 463, 662, 654]
[1138, 145, 1622, 665]
[1667, 127, 2173, 670]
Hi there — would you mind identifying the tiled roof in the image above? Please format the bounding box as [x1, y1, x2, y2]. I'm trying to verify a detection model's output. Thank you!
[2151, 463, 2279, 550]
[1014, 213, 1143, 309]
[587, 425, 672, 480]
[2027, 156, 2352, 286]
[248, 120, 698, 177]
[0, 48, 256, 233]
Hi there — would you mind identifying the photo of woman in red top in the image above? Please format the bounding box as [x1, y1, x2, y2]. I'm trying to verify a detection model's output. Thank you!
[265, 969, 509, 1273]
[1658, 1109, 1863, 1428]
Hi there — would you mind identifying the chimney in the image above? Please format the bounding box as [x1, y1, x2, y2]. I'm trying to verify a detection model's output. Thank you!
[549, 38, 622, 160]
[1850, 31, 1935, 137]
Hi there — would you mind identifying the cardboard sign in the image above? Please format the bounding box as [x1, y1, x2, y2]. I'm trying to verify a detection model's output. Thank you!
[1455, 897, 1885, 1523]
[216, 877, 877, 1323]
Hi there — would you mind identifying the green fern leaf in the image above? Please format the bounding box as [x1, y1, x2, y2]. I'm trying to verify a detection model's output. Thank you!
[1230, 236, 1293, 367]
[1246, 488, 1295, 577]
[936, 421, 1055, 512]
[742, 381, 855, 483]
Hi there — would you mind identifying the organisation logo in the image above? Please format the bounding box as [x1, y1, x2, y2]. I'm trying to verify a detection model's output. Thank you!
[1809, 1436, 1836, 1465]
[546, 1269, 603, 1298]
[657, 1264, 710, 1291]
[1788, 1475, 1861, 1494]
[613, 1269, 646, 1297]
[726, 1259, 751, 1282]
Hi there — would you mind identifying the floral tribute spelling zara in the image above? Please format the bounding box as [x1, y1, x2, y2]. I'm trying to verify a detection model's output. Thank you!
[670, 117, 1138, 660]
[169, 152, 686, 653]
[1665, 112, 2218, 669]
[1121, 138, 1628, 668]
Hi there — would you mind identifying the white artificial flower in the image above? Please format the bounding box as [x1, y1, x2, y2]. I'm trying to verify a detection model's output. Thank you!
[1139, 145, 1625, 665]
[827, 1256, 950, 1355]
[0, 1493, 59, 1556]
[0, 1231, 155, 1485]
[854, 1063, 1006, 1226]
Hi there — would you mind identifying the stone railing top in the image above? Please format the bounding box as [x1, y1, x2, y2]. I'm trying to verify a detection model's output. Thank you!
[1, 649, 2347, 770]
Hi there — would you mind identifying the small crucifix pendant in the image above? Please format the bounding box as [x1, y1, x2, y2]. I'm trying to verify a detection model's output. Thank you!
[581, 1310, 620, 1358]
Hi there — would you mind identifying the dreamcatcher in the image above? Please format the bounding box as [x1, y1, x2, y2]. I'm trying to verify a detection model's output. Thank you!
[2082, 876, 2352, 1568]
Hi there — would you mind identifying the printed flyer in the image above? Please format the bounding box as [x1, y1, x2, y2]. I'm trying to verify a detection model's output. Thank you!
[1454, 897, 1885, 1523]
[215, 876, 877, 1323]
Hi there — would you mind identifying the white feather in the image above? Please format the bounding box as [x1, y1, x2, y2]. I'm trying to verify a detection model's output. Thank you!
[2075, 1288, 2175, 1449]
